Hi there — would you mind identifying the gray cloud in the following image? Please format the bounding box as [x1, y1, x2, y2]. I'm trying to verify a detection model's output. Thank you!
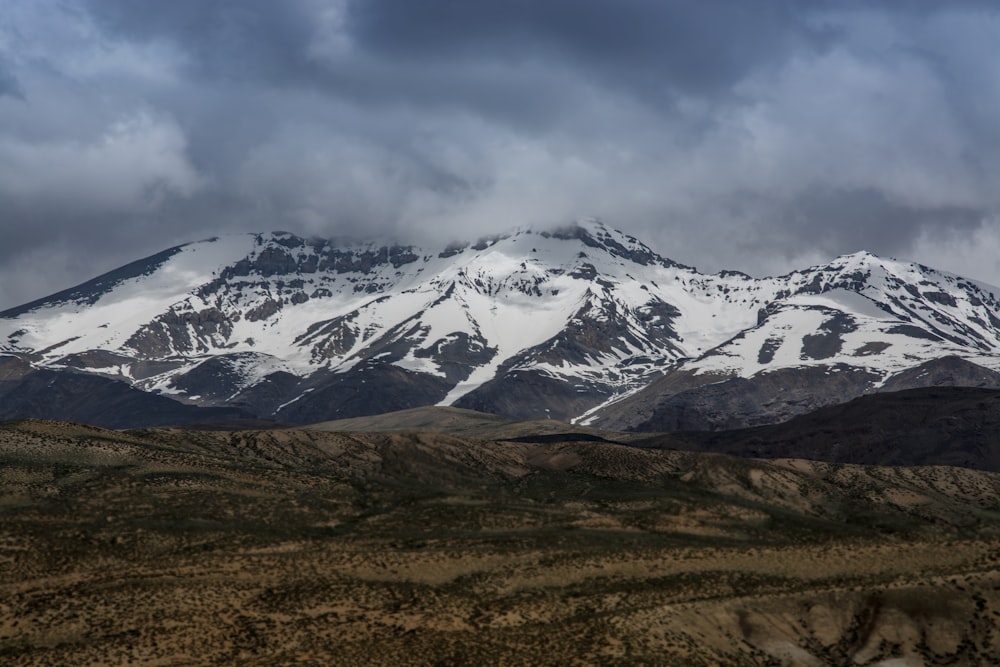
[704, 188, 987, 270]
[80, 0, 320, 83]
[346, 0, 833, 101]
[0, 57, 22, 99]
[0, 0, 999, 308]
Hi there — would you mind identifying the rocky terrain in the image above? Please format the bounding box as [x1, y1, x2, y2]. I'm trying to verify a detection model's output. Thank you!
[3, 417, 1000, 665]
[4, 221, 1000, 429]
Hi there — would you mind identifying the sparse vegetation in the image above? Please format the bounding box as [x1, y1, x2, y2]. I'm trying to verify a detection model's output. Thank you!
[2, 419, 1000, 665]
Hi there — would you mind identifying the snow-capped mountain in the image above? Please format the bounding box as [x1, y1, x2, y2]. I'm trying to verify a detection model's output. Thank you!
[586, 251, 1000, 430]
[2, 220, 1000, 429]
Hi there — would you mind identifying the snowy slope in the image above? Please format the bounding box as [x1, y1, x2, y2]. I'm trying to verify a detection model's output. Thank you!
[3, 221, 1000, 425]
[583, 251, 1000, 429]
[687, 252, 1000, 380]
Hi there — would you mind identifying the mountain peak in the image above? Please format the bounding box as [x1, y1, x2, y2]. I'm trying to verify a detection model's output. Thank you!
[835, 249, 881, 263]
[525, 219, 687, 269]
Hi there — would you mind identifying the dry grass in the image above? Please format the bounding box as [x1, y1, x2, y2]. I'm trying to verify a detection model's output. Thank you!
[2, 419, 1000, 665]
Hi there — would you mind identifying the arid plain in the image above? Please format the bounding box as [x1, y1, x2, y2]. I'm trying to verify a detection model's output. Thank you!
[2, 413, 1000, 666]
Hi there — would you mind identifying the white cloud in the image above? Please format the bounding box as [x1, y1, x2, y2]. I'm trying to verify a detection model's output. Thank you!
[673, 45, 985, 211]
[0, 111, 201, 213]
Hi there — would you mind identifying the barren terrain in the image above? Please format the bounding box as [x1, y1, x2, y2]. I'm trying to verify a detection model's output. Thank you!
[2, 417, 1000, 665]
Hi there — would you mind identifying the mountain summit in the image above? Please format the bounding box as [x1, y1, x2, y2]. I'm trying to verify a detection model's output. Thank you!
[3, 221, 1000, 428]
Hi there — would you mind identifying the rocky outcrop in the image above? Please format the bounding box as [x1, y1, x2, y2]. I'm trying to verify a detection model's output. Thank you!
[125, 307, 234, 357]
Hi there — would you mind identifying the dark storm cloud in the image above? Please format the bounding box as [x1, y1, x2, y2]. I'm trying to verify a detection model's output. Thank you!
[81, 0, 319, 83]
[0, 0, 999, 308]
[84, 0, 816, 90]
[74, 0, 834, 134]
[346, 0, 832, 100]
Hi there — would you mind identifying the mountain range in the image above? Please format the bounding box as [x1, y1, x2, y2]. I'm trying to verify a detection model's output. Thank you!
[3, 219, 1000, 429]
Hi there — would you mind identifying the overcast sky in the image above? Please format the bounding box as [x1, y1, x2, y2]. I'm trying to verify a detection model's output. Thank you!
[2, 1, 999, 308]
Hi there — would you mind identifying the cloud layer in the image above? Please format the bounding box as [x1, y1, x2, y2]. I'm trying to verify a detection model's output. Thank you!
[1, 0, 998, 307]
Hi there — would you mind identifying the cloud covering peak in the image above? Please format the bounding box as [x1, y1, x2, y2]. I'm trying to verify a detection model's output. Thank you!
[1, 0, 999, 307]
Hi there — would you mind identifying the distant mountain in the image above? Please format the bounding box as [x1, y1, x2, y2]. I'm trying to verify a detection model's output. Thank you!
[3, 220, 1000, 428]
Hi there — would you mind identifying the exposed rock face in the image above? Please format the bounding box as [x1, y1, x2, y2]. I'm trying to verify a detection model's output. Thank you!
[215, 235, 421, 280]
[126, 306, 234, 357]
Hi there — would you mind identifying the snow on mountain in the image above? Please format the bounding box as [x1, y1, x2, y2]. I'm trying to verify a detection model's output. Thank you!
[1, 235, 256, 355]
[685, 253, 1000, 380]
[3, 220, 1000, 427]
[583, 250, 1000, 430]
